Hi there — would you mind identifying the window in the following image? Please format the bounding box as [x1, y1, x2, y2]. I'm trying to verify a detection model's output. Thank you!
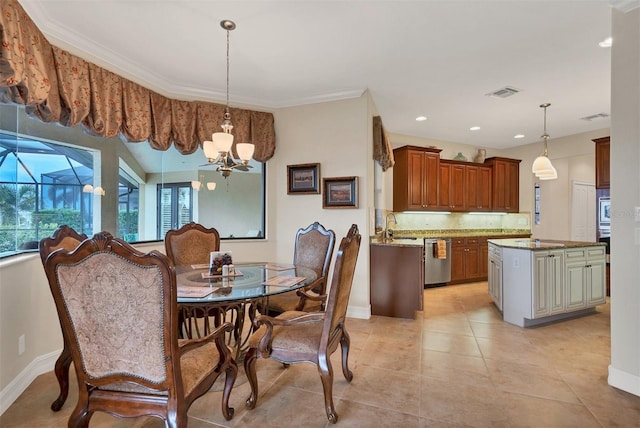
[118, 167, 140, 242]
[157, 182, 193, 240]
[0, 132, 97, 255]
[0, 103, 266, 257]
[534, 183, 540, 225]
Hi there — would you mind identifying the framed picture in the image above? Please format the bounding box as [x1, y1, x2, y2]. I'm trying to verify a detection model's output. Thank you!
[322, 176, 358, 209]
[287, 163, 320, 194]
[599, 197, 611, 225]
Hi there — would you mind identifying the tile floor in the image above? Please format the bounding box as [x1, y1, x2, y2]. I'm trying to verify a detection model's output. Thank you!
[2, 282, 639, 427]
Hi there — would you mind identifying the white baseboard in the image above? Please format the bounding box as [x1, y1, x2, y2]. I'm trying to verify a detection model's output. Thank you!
[608, 364, 640, 397]
[0, 350, 60, 416]
[347, 304, 371, 320]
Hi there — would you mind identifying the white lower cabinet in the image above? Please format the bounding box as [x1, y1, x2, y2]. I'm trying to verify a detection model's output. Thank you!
[532, 250, 564, 318]
[492, 242, 607, 327]
[488, 245, 502, 310]
[565, 247, 607, 309]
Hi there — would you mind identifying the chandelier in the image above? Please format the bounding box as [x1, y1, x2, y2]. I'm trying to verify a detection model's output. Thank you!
[202, 20, 255, 179]
[531, 103, 557, 180]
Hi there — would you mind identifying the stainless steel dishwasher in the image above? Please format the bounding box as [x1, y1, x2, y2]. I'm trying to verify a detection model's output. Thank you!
[424, 238, 452, 286]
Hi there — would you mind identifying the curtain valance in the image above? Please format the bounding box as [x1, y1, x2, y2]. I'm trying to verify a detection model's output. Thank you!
[373, 116, 394, 171]
[0, 0, 276, 161]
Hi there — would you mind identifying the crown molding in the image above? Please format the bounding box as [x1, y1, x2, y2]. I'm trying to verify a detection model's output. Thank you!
[17, 1, 365, 109]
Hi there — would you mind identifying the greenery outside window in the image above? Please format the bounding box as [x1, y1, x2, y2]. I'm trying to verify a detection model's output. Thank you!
[0, 133, 97, 255]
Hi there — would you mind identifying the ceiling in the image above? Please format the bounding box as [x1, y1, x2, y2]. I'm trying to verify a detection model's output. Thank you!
[19, 1, 614, 151]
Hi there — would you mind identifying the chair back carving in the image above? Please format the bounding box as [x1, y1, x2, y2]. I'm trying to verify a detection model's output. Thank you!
[44, 231, 237, 425]
[46, 232, 175, 391]
[321, 224, 361, 344]
[39, 224, 88, 265]
[293, 221, 336, 294]
[165, 222, 220, 266]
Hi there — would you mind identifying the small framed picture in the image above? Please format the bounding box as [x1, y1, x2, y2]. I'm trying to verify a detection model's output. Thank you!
[322, 176, 358, 209]
[287, 163, 320, 194]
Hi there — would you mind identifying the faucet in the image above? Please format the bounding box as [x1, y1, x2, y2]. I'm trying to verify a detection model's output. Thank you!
[384, 212, 397, 242]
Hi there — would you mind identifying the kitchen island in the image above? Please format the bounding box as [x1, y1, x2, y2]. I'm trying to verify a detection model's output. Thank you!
[488, 238, 607, 327]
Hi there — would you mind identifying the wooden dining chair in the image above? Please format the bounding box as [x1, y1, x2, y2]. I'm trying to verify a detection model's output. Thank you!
[244, 224, 361, 424]
[264, 221, 336, 315]
[43, 232, 237, 427]
[164, 221, 221, 266]
[38, 225, 88, 411]
[165, 222, 230, 338]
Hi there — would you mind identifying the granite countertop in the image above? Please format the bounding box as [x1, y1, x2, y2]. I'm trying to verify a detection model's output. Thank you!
[370, 228, 532, 247]
[370, 238, 425, 247]
[393, 228, 531, 239]
[488, 238, 607, 250]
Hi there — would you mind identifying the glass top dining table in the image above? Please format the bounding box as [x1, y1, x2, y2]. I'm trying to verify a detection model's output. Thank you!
[175, 262, 318, 303]
[174, 262, 318, 357]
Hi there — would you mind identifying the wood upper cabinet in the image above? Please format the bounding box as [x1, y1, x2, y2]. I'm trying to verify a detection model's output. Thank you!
[485, 157, 521, 213]
[393, 146, 520, 213]
[465, 165, 492, 211]
[593, 137, 610, 189]
[393, 146, 441, 211]
[438, 162, 465, 211]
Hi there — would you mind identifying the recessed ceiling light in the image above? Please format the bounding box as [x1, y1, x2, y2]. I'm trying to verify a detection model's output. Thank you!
[416, 116, 427, 121]
[599, 37, 612, 48]
[514, 134, 525, 139]
[469, 126, 481, 131]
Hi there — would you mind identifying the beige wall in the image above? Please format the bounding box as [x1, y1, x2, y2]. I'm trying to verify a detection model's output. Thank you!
[503, 129, 609, 240]
[609, 6, 640, 396]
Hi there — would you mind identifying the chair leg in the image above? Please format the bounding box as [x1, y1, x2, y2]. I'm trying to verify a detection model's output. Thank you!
[318, 355, 338, 424]
[244, 347, 259, 409]
[68, 397, 92, 428]
[340, 329, 353, 382]
[51, 338, 72, 411]
[221, 360, 238, 420]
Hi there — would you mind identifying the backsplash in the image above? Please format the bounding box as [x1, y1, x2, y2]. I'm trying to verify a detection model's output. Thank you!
[378, 211, 531, 235]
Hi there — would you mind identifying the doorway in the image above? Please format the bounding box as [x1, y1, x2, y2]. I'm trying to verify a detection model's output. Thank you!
[571, 181, 596, 242]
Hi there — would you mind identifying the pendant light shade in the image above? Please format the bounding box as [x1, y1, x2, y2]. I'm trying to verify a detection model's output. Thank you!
[531, 103, 557, 180]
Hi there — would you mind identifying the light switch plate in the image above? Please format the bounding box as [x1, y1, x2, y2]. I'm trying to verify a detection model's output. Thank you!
[635, 207, 640, 222]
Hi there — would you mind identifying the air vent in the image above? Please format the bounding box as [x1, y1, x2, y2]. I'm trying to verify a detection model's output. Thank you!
[580, 113, 609, 121]
[485, 86, 521, 99]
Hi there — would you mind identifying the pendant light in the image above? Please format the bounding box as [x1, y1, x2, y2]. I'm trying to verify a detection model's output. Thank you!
[202, 20, 255, 178]
[531, 103, 557, 180]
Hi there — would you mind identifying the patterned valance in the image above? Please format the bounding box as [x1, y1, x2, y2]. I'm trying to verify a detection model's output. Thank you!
[373, 116, 394, 171]
[0, 0, 275, 161]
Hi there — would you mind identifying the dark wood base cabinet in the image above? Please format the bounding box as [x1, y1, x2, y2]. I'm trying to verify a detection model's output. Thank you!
[370, 244, 424, 319]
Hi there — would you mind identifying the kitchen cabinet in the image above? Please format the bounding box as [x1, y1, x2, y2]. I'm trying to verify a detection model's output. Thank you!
[393, 146, 441, 211]
[532, 250, 565, 317]
[438, 161, 492, 212]
[465, 165, 492, 211]
[488, 243, 502, 310]
[565, 246, 606, 310]
[370, 242, 424, 319]
[593, 137, 610, 189]
[491, 239, 607, 327]
[485, 157, 520, 213]
[438, 162, 465, 211]
[451, 238, 481, 283]
[393, 146, 519, 213]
